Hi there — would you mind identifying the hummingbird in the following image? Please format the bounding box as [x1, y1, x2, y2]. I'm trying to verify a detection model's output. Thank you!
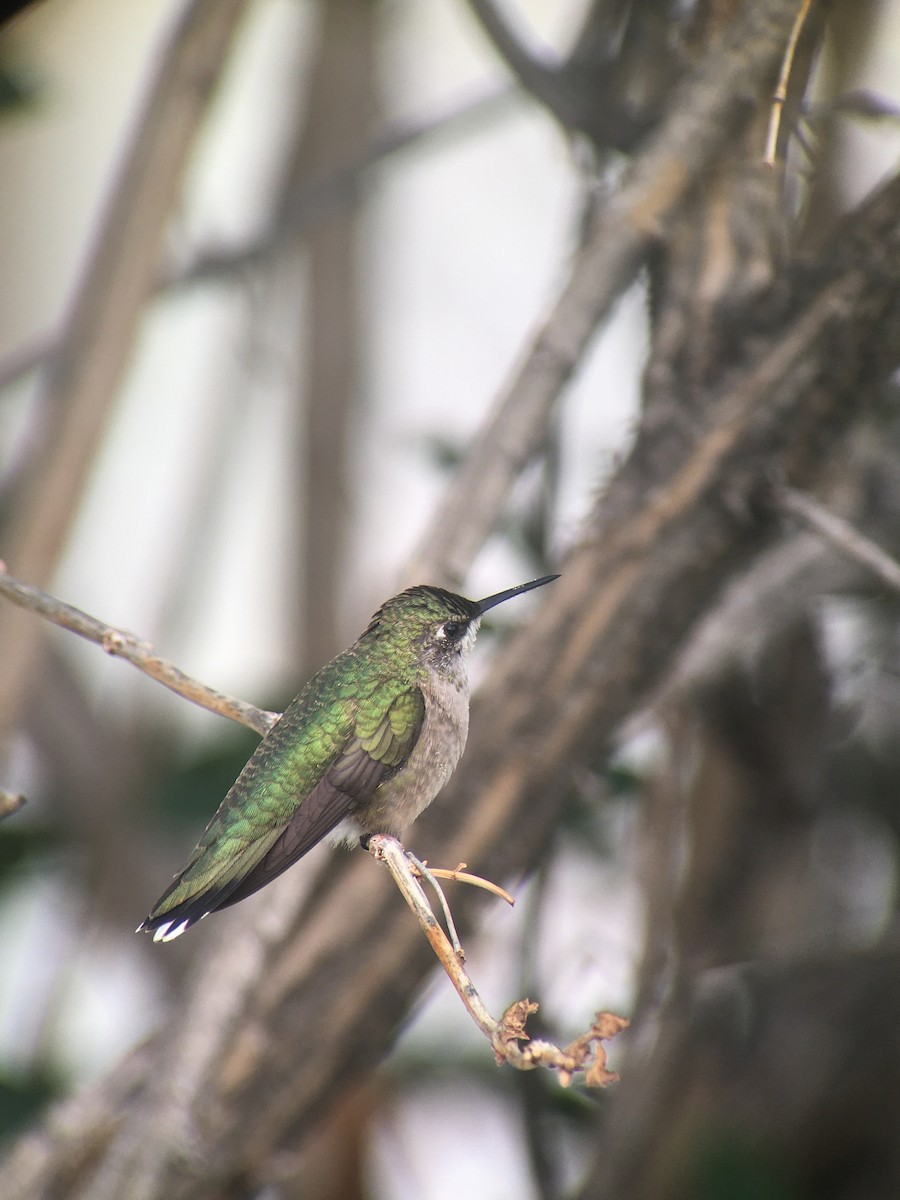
[138, 574, 558, 942]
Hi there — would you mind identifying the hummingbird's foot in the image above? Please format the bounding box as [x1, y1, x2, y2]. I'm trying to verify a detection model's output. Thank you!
[405, 850, 465, 960]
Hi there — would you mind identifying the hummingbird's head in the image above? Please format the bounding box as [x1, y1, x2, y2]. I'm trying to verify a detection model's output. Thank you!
[364, 587, 482, 671]
[362, 576, 559, 673]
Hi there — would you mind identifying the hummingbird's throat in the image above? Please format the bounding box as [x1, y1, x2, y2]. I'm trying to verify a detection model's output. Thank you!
[460, 620, 480, 657]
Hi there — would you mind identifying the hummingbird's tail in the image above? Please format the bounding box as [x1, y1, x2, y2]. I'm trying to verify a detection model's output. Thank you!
[137, 771, 362, 941]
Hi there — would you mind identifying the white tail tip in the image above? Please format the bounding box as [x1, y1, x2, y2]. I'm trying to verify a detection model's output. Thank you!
[152, 918, 191, 943]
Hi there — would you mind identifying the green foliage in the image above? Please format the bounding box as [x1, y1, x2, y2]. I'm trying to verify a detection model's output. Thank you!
[0, 824, 62, 893]
[148, 727, 260, 830]
[0, 58, 42, 116]
[681, 1130, 796, 1200]
[0, 1068, 63, 1144]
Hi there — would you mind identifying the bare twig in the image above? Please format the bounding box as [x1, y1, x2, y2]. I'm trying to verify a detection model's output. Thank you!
[0, 331, 48, 393]
[778, 486, 900, 597]
[764, 0, 814, 166]
[0, 567, 278, 737]
[0, 789, 26, 819]
[464, 0, 584, 133]
[404, 849, 465, 958]
[423, 861, 516, 906]
[367, 835, 627, 1084]
[173, 86, 513, 291]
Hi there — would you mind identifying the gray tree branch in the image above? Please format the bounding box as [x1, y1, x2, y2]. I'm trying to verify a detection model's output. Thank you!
[463, 0, 588, 132]
[407, 0, 806, 585]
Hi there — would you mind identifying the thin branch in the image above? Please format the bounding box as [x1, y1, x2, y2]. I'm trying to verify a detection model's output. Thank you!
[0, 331, 49, 393]
[367, 836, 628, 1085]
[777, 485, 900, 597]
[0, 566, 277, 737]
[404, 850, 465, 957]
[172, 86, 514, 290]
[423, 861, 516, 906]
[764, 0, 814, 166]
[464, 0, 585, 133]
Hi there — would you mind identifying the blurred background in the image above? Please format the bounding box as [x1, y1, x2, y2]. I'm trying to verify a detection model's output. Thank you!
[1, 2, 900, 1198]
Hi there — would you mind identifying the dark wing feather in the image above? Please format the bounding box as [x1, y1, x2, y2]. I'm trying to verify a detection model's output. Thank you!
[215, 695, 424, 909]
[213, 767, 363, 910]
[139, 687, 425, 939]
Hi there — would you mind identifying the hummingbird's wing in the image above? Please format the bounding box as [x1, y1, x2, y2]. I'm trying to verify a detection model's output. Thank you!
[139, 684, 425, 941]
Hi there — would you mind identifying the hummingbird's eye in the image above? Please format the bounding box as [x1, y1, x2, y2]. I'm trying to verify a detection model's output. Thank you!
[442, 620, 464, 642]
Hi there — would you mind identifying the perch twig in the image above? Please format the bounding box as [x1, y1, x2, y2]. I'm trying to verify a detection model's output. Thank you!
[0, 565, 278, 736]
[367, 835, 627, 1084]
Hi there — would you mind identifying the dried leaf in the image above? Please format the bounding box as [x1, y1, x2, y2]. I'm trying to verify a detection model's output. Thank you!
[584, 1041, 620, 1088]
[499, 998, 539, 1043]
[561, 1011, 630, 1088]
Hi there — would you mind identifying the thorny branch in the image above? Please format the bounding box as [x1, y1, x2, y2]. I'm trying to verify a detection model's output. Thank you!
[367, 836, 627, 1085]
[0, 565, 278, 737]
[424, 861, 515, 906]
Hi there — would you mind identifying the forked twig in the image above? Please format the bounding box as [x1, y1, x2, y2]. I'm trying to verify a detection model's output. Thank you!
[0, 566, 278, 737]
[422, 861, 515, 906]
[405, 850, 465, 958]
[367, 835, 628, 1084]
[403, 858, 517, 959]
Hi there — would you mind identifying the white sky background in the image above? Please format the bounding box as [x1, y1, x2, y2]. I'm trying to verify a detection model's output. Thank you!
[2, 0, 900, 1195]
